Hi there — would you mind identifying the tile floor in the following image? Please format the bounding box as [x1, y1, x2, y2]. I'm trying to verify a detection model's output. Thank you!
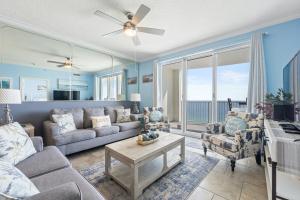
[68, 136, 268, 200]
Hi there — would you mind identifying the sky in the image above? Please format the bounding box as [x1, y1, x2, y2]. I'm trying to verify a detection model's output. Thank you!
[187, 63, 250, 101]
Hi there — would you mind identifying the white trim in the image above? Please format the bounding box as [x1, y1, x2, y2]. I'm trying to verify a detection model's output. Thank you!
[140, 14, 300, 62]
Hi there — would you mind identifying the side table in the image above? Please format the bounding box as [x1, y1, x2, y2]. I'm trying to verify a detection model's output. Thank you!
[21, 123, 35, 137]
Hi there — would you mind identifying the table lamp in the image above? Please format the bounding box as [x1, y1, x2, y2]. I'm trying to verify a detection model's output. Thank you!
[0, 89, 21, 124]
[130, 93, 141, 114]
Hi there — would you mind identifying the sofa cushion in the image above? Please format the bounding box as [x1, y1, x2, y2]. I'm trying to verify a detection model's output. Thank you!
[116, 108, 131, 123]
[84, 107, 105, 128]
[54, 129, 96, 146]
[94, 125, 119, 137]
[0, 122, 37, 165]
[52, 113, 77, 134]
[114, 121, 140, 132]
[0, 160, 40, 199]
[31, 167, 104, 200]
[16, 146, 70, 178]
[105, 106, 124, 123]
[51, 108, 84, 129]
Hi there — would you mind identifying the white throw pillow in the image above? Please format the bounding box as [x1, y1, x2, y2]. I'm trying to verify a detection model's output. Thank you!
[52, 113, 76, 134]
[0, 122, 37, 165]
[91, 116, 111, 128]
[0, 160, 39, 199]
[116, 108, 131, 123]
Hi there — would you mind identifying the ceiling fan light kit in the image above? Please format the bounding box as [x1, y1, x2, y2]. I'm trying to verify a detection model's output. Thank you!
[95, 4, 165, 45]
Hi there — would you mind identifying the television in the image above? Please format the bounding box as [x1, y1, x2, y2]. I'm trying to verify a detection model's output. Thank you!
[53, 90, 80, 100]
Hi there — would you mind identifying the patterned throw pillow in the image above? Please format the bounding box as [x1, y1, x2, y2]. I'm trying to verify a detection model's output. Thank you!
[225, 116, 247, 136]
[52, 113, 77, 134]
[91, 116, 111, 128]
[116, 108, 131, 123]
[0, 160, 39, 199]
[149, 110, 163, 122]
[0, 122, 37, 165]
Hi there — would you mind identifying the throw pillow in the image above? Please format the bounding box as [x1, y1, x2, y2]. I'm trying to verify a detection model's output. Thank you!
[116, 108, 131, 123]
[0, 160, 39, 199]
[0, 122, 37, 165]
[225, 116, 247, 136]
[149, 110, 163, 122]
[52, 113, 76, 134]
[91, 116, 111, 128]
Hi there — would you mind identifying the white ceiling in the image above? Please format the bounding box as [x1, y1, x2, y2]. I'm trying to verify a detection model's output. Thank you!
[0, 0, 300, 61]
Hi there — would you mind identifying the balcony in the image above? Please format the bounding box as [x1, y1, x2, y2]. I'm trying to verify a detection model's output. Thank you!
[170, 100, 247, 133]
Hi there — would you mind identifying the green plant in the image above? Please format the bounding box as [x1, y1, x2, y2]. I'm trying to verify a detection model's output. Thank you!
[265, 88, 293, 105]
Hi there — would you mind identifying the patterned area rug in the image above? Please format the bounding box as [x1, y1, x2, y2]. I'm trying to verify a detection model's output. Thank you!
[185, 137, 203, 150]
[79, 149, 218, 200]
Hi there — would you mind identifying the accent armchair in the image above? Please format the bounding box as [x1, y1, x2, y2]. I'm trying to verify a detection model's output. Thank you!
[201, 111, 263, 171]
[143, 107, 170, 132]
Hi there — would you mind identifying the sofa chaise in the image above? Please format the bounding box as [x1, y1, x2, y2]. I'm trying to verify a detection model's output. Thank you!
[16, 137, 104, 200]
[44, 106, 140, 155]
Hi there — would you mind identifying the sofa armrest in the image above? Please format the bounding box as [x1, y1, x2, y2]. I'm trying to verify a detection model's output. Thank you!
[25, 182, 81, 200]
[43, 121, 59, 146]
[30, 137, 43, 152]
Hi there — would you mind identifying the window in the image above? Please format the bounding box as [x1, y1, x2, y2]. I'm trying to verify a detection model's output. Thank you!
[0, 77, 12, 89]
[98, 73, 124, 100]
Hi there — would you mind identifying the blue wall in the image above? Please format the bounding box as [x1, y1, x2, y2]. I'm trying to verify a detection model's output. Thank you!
[138, 18, 300, 107]
[0, 64, 94, 100]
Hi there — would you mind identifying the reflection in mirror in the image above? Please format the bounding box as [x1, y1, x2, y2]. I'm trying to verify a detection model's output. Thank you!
[0, 23, 135, 101]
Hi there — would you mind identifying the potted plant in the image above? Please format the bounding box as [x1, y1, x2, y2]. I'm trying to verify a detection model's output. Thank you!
[256, 88, 295, 121]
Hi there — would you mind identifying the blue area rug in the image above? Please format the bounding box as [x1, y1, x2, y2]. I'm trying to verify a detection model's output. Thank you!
[80, 149, 218, 200]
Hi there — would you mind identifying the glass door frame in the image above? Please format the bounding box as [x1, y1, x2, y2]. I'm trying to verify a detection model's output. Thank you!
[155, 41, 250, 134]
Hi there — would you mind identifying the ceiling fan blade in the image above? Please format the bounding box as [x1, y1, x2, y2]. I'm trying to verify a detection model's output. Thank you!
[102, 29, 123, 37]
[94, 10, 124, 26]
[132, 35, 141, 46]
[48, 60, 64, 64]
[57, 64, 64, 67]
[132, 4, 150, 25]
[137, 27, 165, 36]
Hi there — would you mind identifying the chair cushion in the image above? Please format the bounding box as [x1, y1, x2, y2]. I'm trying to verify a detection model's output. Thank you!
[104, 106, 124, 123]
[84, 107, 105, 128]
[94, 126, 119, 137]
[208, 133, 239, 152]
[225, 116, 247, 136]
[51, 108, 84, 129]
[16, 146, 70, 178]
[31, 167, 104, 200]
[53, 129, 96, 146]
[114, 121, 140, 132]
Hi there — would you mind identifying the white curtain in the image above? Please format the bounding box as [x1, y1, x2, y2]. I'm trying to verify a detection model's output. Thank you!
[247, 32, 266, 113]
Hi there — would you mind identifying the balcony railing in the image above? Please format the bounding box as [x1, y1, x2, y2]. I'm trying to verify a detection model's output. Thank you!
[186, 100, 247, 123]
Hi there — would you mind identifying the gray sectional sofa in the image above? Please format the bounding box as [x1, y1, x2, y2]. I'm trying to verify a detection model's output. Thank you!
[43, 106, 140, 155]
[17, 137, 104, 200]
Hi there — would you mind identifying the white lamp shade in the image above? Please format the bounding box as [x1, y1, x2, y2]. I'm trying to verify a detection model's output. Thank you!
[0, 89, 22, 104]
[130, 93, 141, 102]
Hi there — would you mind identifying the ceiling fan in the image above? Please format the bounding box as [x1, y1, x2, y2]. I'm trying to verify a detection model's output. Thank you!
[47, 57, 80, 70]
[94, 4, 165, 46]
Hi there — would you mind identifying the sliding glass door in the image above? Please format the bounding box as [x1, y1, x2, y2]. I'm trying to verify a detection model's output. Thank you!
[159, 60, 184, 133]
[186, 55, 213, 133]
[156, 43, 250, 135]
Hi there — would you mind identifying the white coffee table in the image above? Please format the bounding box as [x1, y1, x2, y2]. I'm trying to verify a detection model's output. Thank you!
[105, 132, 185, 199]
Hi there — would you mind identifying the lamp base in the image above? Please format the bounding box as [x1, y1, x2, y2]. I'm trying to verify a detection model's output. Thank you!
[1, 104, 14, 125]
[131, 102, 140, 114]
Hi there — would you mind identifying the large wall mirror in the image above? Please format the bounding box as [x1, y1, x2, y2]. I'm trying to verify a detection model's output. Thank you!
[0, 23, 137, 101]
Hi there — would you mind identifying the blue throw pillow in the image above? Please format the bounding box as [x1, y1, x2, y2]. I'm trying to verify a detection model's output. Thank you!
[225, 116, 247, 136]
[149, 110, 163, 122]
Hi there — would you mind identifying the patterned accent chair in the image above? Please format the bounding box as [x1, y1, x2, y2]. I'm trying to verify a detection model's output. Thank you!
[202, 111, 264, 171]
[143, 107, 170, 132]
